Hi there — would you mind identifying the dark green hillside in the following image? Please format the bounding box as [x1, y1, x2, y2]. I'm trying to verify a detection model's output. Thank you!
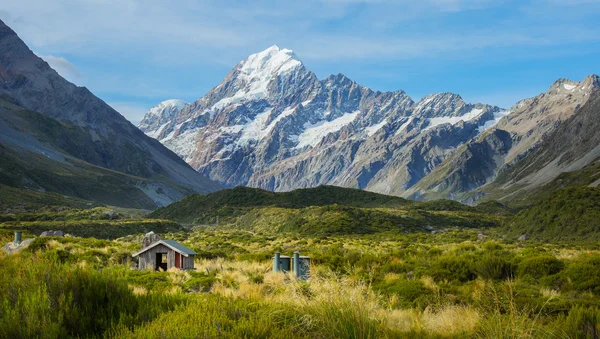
[0, 143, 160, 209]
[0, 97, 220, 210]
[150, 186, 412, 224]
[408, 199, 475, 212]
[150, 185, 501, 234]
[504, 186, 600, 241]
[232, 205, 500, 235]
[473, 201, 514, 216]
[509, 162, 600, 207]
[0, 183, 102, 212]
[0, 207, 182, 239]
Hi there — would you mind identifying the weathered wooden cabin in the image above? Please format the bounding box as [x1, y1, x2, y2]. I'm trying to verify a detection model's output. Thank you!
[132, 239, 197, 271]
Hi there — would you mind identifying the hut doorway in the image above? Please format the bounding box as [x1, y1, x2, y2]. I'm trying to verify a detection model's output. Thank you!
[175, 252, 181, 269]
[155, 253, 168, 271]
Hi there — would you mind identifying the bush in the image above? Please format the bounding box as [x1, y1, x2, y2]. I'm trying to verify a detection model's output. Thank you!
[472, 255, 513, 280]
[183, 275, 216, 292]
[517, 256, 564, 279]
[0, 254, 184, 339]
[563, 258, 600, 293]
[380, 262, 414, 275]
[373, 279, 434, 308]
[428, 254, 476, 282]
[562, 305, 600, 338]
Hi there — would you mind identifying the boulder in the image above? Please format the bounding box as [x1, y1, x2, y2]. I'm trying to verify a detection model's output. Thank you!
[142, 231, 161, 249]
[2, 238, 35, 254]
[40, 230, 64, 237]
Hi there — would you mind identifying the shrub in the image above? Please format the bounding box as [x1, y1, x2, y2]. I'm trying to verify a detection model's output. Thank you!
[183, 275, 216, 292]
[517, 256, 564, 279]
[373, 279, 434, 308]
[562, 306, 600, 338]
[380, 262, 414, 275]
[562, 258, 600, 293]
[472, 255, 513, 280]
[0, 255, 184, 339]
[428, 254, 476, 282]
[24, 236, 50, 252]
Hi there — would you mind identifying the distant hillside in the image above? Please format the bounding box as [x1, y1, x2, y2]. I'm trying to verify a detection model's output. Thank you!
[504, 186, 600, 241]
[472, 200, 515, 216]
[408, 199, 475, 212]
[0, 183, 102, 213]
[0, 19, 221, 209]
[150, 185, 412, 224]
[232, 205, 500, 235]
[149, 186, 502, 235]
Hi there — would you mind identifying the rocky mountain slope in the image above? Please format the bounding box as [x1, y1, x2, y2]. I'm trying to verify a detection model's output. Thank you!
[407, 76, 600, 203]
[141, 45, 599, 205]
[138, 99, 187, 139]
[0, 19, 221, 208]
[140, 46, 505, 196]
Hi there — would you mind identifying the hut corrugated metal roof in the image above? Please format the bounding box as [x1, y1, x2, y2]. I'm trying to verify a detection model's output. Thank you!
[161, 240, 197, 255]
[132, 240, 197, 257]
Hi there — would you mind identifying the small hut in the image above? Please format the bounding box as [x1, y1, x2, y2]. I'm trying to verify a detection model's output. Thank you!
[132, 233, 196, 270]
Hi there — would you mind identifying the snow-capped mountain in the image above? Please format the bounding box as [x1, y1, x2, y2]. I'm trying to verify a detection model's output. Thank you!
[139, 99, 187, 139]
[139, 45, 598, 202]
[405, 74, 600, 203]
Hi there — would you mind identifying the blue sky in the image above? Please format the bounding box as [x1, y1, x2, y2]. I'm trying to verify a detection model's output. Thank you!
[2, 0, 600, 124]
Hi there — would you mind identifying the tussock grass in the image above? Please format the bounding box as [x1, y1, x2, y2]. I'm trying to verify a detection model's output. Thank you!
[4, 229, 600, 338]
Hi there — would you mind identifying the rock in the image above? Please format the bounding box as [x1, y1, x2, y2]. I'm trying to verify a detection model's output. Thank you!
[142, 232, 161, 249]
[40, 230, 64, 237]
[104, 209, 117, 219]
[478, 232, 487, 240]
[518, 234, 528, 241]
[2, 238, 34, 254]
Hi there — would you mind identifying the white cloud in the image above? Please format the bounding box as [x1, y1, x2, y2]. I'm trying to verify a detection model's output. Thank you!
[2, 0, 596, 67]
[39, 55, 82, 84]
[1, 0, 598, 110]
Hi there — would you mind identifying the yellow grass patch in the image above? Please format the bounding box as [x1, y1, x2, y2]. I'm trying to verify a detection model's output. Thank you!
[421, 305, 481, 335]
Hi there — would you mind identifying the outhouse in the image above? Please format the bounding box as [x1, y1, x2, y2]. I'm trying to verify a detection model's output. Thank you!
[273, 253, 291, 272]
[132, 239, 197, 271]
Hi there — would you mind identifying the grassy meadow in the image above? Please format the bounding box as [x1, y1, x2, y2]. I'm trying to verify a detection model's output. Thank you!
[2, 186, 600, 338]
[2, 228, 600, 338]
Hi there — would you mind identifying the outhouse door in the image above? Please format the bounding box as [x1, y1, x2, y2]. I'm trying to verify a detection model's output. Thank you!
[175, 252, 181, 268]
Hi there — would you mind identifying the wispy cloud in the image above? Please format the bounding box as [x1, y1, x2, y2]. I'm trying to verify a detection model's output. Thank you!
[1, 0, 598, 111]
[3, 0, 598, 63]
[39, 55, 82, 83]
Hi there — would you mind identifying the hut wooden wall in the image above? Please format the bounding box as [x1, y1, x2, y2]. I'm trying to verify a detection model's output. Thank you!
[182, 255, 195, 270]
[138, 244, 175, 270]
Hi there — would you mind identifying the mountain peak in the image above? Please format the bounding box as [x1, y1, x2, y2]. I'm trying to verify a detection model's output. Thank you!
[549, 75, 600, 94]
[238, 45, 302, 79]
[584, 74, 600, 88]
[138, 99, 188, 136]
[202, 45, 307, 107]
[324, 73, 356, 87]
[156, 99, 187, 109]
[146, 99, 187, 117]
